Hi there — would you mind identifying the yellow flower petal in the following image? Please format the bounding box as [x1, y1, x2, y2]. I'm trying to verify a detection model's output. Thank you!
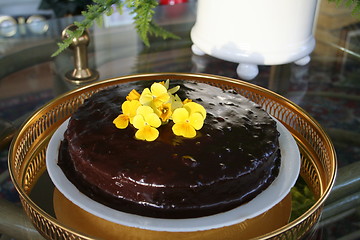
[184, 102, 206, 119]
[151, 82, 168, 97]
[172, 123, 196, 138]
[133, 114, 146, 129]
[135, 125, 159, 141]
[126, 89, 141, 101]
[151, 83, 170, 107]
[121, 100, 131, 114]
[136, 105, 154, 116]
[145, 113, 161, 128]
[154, 93, 170, 106]
[139, 88, 153, 105]
[189, 112, 204, 130]
[113, 114, 129, 129]
[172, 108, 189, 123]
[122, 100, 141, 118]
[133, 108, 161, 129]
[182, 98, 192, 104]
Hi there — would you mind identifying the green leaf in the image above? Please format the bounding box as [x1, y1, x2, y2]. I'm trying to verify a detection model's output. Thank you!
[149, 22, 181, 40]
[95, 15, 104, 27]
[106, 5, 114, 16]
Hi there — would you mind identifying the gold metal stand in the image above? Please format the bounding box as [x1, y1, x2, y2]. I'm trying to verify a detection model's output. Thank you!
[62, 24, 99, 85]
[8, 73, 337, 240]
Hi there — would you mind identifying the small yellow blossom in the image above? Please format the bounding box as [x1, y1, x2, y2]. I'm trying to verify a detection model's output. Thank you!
[113, 100, 141, 129]
[133, 106, 161, 141]
[139, 83, 170, 107]
[113, 81, 207, 141]
[157, 103, 172, 122]
[172, 106, 205, 138]
[126, 89, 141, 101]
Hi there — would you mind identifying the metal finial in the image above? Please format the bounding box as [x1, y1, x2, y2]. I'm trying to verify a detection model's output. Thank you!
[62, 24, 99, 84]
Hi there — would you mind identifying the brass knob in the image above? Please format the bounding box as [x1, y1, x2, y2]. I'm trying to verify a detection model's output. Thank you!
[62, 24, 99, 84]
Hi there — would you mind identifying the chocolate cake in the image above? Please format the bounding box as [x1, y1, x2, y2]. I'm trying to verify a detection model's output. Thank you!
[58, 80, 281, 218]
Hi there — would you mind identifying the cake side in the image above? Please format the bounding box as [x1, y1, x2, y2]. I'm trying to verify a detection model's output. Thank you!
[59, 80, 281, 218]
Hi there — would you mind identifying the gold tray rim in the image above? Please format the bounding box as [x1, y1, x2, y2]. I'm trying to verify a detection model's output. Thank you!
[8, 72, 338, 239]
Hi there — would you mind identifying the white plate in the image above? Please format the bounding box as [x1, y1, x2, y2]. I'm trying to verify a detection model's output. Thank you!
[46, 118, 300, 232]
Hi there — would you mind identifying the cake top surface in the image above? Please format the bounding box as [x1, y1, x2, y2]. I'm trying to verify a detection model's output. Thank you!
[65, 80, 279, 187]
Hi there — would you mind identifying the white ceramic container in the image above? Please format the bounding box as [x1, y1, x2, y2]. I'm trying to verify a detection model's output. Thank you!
[191, 0, 318, 80]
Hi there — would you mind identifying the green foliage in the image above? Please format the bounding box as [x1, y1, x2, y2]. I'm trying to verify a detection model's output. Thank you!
[328, 0, 360, 17]
[52, 0, 179, 57]
[290, 178, 316, 221]
[126, 0, 179, 47]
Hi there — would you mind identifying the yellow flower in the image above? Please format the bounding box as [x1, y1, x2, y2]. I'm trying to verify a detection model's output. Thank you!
[133, 106, 162, 141]
[172, 105, 205, 138]
[139, 83, 170, 107]
[114, 81, 207, 141]
[157, 103, 172, 122]
[113, 100, 141, 129]
[126, 89, 140, 101]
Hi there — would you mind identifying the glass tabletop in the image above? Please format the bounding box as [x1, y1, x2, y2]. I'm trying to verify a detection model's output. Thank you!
[0, 1, 359, 239]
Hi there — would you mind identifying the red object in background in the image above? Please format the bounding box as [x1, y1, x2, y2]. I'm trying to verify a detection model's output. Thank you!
[158, 0, 188, 18]
[159, 0, 188, 5]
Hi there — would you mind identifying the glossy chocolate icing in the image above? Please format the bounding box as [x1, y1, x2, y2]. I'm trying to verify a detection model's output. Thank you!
[58, 81, 280, 218]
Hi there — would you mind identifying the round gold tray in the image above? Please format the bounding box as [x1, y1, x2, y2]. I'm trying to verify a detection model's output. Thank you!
[8, 73, 337, 240]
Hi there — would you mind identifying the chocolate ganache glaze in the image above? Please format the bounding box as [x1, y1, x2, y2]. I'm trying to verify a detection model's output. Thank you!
[58, 80, 281, 218]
